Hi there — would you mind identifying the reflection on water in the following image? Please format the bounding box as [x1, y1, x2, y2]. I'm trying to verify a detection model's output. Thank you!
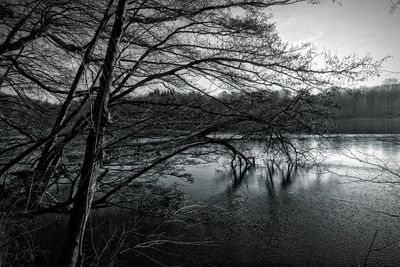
[163, 135, 400, 266]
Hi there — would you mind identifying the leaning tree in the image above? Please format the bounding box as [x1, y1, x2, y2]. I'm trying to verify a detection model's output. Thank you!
[0, 0, 384, 266]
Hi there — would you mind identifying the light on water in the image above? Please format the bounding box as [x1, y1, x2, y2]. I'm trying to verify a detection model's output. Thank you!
[2, 1, 400, 265]
[162, 135, 400, 265]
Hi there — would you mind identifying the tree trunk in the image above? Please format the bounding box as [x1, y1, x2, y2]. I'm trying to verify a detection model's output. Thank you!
[55, 0, 127, 266]
[31, 0, 113, 204]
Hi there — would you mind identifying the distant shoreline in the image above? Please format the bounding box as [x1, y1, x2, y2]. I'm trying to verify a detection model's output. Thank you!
[333, 118, 400, 134]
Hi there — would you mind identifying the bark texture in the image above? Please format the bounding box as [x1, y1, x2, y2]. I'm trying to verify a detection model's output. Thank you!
[55, 0, 127, 266]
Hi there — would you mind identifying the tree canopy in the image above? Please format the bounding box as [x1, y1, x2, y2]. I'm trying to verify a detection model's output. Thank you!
[0, 0, 384, 266]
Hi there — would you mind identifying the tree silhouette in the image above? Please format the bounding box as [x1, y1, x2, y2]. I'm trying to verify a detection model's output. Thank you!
[0, 0, 384, 266]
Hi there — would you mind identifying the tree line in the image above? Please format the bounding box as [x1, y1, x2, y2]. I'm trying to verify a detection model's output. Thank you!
[334, 81, 400, 119]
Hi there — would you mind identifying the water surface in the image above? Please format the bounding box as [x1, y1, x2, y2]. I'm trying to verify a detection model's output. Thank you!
[160, 135, 400, 266]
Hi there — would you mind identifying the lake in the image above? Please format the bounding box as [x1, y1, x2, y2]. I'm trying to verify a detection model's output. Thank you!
[156, 135, 400, 266]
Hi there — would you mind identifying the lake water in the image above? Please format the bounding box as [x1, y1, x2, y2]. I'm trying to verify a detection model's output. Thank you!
[158, 135, 400, 266]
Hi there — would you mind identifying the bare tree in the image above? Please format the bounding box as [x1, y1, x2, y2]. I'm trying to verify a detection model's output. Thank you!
[0, 0, 385, 266]
[55, 0, 128, 265]
[390, 0, 400, 12]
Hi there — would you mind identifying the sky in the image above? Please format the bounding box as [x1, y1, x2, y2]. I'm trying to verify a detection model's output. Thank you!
[270, 0, 400, 87]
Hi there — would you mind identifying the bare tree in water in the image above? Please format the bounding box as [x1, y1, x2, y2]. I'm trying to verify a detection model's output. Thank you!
[0, 0, 386, 266]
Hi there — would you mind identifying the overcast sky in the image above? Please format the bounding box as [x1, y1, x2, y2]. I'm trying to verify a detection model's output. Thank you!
[270, 0, 400, 87]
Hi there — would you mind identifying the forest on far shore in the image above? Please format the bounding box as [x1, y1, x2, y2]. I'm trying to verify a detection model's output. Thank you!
[2, 81, 400, 136]
[335, 81, 400, 119]
[333, 81, 400, 133]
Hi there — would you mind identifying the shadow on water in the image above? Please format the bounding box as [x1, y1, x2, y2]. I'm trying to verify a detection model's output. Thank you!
[216, 158, 300, 198]
[149, 136, 400, 266]
[272, 160, 298, 190]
